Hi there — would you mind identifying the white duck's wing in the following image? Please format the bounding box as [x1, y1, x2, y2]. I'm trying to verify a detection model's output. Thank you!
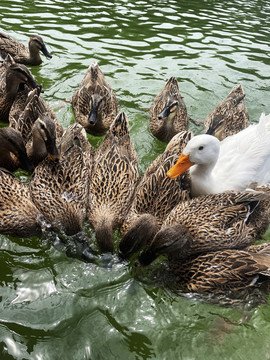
[214, 113, 270, 190]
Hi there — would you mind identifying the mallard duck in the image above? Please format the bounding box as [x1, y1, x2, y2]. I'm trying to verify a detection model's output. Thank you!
[149, 77, 189, 142]
[169, 246, 270, 293]
[88, 112, 139, 252]
[0, 126, 33, 172]
[72, 62, 118, 135]
[30, 123, 94, 236]
[138, 190, 270, 266]
[0, 33, 52, 66]
[167, 113, 270, 196]
[10, 86, 63, 143]
[119, 130, 192, 259]
[0, 62, 38, 123]
[191, 84, 249, 136]
[0, 168, 42, 237]
[204, 84, 250, 140]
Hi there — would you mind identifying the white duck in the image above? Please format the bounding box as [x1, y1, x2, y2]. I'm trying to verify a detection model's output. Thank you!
[167, 113, 270, 196]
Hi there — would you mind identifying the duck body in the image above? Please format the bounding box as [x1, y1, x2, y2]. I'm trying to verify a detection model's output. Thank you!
[0, 168, 42, 237]
[119, 131, 192, 259]
[88, 112, 139, 252]
[72, 62, 118, 136]
[168, 113, 270, 196]
[138, 189, 270, 266]
[30, 124, 94, 236]
[149, 77, 188, 142]
[0, 33, 52, 66]
[169, 246, 270, 293]
[204, 84, 250, 140]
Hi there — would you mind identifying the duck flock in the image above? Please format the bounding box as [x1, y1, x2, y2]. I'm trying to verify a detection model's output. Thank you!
[1, 32, 270, 296]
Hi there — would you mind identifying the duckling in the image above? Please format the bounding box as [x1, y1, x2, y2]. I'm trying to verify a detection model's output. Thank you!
[0, 168, 42, 237]
[0, 62, 38, 123]
[169, 246, 270, 293]
[149, 77, 188, 143]
[88, 112, 139, 252]
[72, 62, 118, 135]
[0, 126, 33, 172]
[0, 33, 52, 66]
[119, 131, 192, 259]
[204, 84, 250, 140]
[30, 123, 94, 236]
[138, 190, 270, 266]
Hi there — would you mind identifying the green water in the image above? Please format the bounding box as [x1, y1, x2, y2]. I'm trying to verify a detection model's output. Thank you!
[0, 0, 270, 359]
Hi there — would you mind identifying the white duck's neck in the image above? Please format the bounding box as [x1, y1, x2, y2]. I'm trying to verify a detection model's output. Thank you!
[190, 163, 216, 196]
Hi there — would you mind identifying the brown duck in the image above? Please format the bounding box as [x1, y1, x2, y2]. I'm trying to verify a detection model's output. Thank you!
[0, 168, 42, 237]
[119, 130, 192, 259]
[30, 123, 94, 236]
[0, 33, 52, 66]
[72, 62, 118, 135]
[149, 77, 189, 142]
[88, 112, 139, 252]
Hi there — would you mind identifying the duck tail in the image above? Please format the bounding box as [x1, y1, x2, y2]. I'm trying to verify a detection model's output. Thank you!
[119, 214, 159, 259]
[59, 207, 83, 236]
[91, 208, 114, 253]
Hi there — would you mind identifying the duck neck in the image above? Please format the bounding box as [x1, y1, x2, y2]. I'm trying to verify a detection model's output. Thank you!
[30, 132, 47, 166]
[28, 45, 42, 65]
[190, 163, 215, 196]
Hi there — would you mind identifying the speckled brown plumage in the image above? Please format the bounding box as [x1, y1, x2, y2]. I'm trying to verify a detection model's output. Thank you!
[72, 62, 118, 135]
[204, 84, 250, 140]
[88, 112, 139, 252]
[9, 86, 63, 139]
[119, 131, 192, 259]
[0, 168, 42, 237]
[0, 33, 52, 66]
[149, 77, 188, 143]
[169, 246, 270, 293]
[30, 123, 94, 236]
[138, 190, 270, 266]
[0, 63, 38, 123]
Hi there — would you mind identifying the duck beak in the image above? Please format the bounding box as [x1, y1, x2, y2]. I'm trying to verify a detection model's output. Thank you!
[18, 152, 34, 173]
[158, 104, 170, 119]
[46, 140, 60, 162]
[41, 44, 52, 59]
[88, 106, 98, 126]
[167, 153, 194, 179]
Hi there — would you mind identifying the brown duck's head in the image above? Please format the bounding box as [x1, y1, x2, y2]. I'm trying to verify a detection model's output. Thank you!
[88, 93, 104, 126]
[138, 223, 193, 266]
[33, 115, 60, 161]
[6, 63, 38, 91]
[0, 127, 33, 172]
[158, 98, 179, 120]
[29, 35, 52, 59]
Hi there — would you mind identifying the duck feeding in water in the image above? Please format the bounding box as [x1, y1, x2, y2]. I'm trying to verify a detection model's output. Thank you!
[167, 113, 270, 196]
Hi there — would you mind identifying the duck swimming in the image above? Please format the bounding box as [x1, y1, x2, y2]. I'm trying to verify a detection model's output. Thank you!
[88, 112, 139, 252]
[72, 62, 118, 136]
[119, 131, 192, 259]
[30, 123, 94, 236]
[204, 84, 250, 141]
[167, 113, 270, 196]
[0, 33, 52, 66]
[149, 77, 188, 143]
[138, 189, 270, 266]
[0, 168, 42, 237]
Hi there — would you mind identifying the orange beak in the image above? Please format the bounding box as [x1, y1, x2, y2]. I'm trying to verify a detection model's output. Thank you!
[167, 153, 194, 179]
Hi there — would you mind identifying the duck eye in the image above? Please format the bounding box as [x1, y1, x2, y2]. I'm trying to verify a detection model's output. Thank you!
[199, 146, 204, 150]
